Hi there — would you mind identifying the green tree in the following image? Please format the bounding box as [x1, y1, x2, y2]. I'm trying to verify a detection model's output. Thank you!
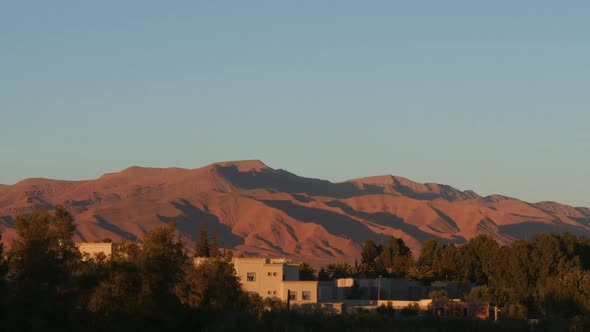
[8, 207, 82, 330]
[428, 289, 449, 302]
[137, 222, 187, 314]
[417, 239, 440, 267]
[177, 258, 244, 311]
[488, 242, 535, 308]
[298, 262, 317, 281]
[0, 233, 8, 324]
[438, 244, 461, 280]
[194, 223, 210, 257]
[320, 263, 355, 280]
[528, 233, 574, 289]
[458, 235, 498, 284]
[417, 239, 443, 278]
[540, 269, 590, 317]
[0, 233, 7, 286]
[377, 236, 413, 278]
[408, 265, 435, 282]
[87, 242, 142, 316]
[209, 231, 219, 258]
[88, 223, 186, 322]
[464, 285, 494, 303]
[360, 239, 383, 277]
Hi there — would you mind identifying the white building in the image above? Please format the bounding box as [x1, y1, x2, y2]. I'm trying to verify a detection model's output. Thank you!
[195, 256, 318, 305]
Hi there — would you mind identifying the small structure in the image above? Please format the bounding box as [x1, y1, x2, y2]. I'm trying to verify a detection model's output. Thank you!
[195, 257, 318, 306]
[319, 278, 476, 303]
[77, 242, 113, 259]
[432, 301, 490, 319]
[317, 277, 480, 315]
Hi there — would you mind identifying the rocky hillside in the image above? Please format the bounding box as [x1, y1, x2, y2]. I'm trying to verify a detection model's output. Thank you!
[1, 160, 589, 265]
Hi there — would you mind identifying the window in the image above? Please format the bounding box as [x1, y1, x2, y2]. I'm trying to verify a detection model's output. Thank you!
[273, 291, 277, 295]
[267, 291, 272, 295]
[289, 291, 297, 300]
[268, 272, 272, 276]
[302, 291, 311, 301]
[247, 272, 256, 282]
[273, 272, 278, 276]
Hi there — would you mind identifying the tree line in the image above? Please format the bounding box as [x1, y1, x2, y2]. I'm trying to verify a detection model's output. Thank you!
[315, 233, 590, 319]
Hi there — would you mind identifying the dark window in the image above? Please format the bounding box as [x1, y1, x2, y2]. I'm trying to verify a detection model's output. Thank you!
[302, 291, 311, 300]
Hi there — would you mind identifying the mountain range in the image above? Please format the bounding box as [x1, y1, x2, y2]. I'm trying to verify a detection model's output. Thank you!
[1, 160, 589, 265]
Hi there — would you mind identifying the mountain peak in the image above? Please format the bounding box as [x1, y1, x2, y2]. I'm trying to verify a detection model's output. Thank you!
[210, 160, 272, 172]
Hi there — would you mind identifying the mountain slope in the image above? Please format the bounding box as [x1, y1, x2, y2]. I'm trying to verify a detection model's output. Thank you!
[1, 160, 589, 265]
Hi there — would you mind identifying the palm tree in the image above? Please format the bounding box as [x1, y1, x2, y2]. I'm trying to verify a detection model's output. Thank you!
[407, 265, 435, 282]
[298, 262, 317, 281]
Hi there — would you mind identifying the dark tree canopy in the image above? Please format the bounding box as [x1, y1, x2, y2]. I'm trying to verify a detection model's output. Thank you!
[0, 233, 8, 320]
[209, 231, 220, 258]
[177, 258, 245, 311]
[377, 236, 413, 278]
[6, 207, 82, 330]
[194, 223, 210, 257]
[298, 262, 317, 281]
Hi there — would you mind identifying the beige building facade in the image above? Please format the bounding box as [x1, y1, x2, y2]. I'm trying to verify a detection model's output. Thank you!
[232, 257, 318, 304]
[194, 257, 319, 304]
[280, 281, 318, 304]
[77, 242, 113, 259]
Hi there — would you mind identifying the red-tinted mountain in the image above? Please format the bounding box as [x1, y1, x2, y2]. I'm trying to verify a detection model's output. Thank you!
[1, 160, 589, 265]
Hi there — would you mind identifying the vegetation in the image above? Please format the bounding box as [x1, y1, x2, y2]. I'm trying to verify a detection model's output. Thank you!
[318, 234, 590, 321]
[194, 222, 210, 257]
[428, 289, 449, 302]
[0, 207, 589, 331]
[298, 262, 316, 281]
[0, 208, 261, 332]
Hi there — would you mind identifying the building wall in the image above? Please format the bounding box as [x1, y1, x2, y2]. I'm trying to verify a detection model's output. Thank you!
[283, 264, 299, 281]
[231, 257, 317, 303]
[377, 299, 433, 310]
[234, 258, 285, 298]
[280, 281, 318, 304]
[77, 242, 113, 258]
[319, 278, 470, 302]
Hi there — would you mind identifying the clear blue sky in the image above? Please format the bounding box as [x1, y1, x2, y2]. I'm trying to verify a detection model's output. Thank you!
[1, 1, 589, 206]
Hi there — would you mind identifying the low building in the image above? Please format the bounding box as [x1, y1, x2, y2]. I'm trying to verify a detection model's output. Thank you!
[77, 242, 113, 259]
[232, 257, 318, 305]
[432, 301, 490, 319]
[194, 256, 318, 305]
[319, 278, 424, 302]
[319, 278, 475, 303]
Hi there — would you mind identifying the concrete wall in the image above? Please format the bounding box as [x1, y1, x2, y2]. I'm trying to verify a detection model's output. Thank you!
[283, 264, 299, 281]
[377, 299, 433, 310]
[319, 278, 473, 302]
[281, 281, 318, 304]
[77, 242, 113, 259]
[231, 257, 314, 303]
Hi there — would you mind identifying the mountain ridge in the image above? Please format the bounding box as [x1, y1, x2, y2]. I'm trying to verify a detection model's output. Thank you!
[1, 160, 589, 265]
